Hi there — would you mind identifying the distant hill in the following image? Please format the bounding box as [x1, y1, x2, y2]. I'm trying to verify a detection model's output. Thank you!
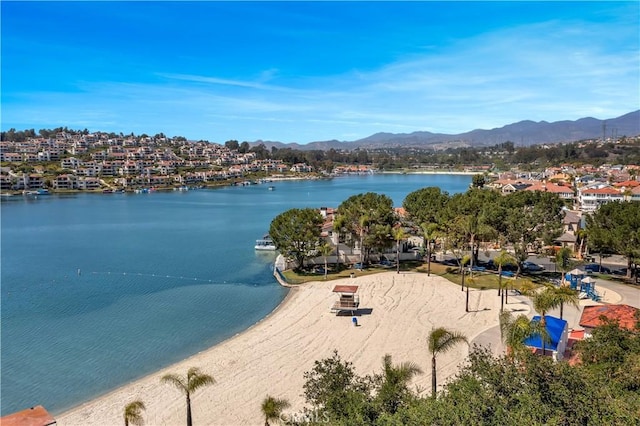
[251, 110, 640, 151]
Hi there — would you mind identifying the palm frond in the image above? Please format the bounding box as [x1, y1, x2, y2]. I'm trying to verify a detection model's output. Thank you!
[261, 395, 290, 422]
[161, 373, 187, 392]
[428, 327, 468, 354]
[123, 400, 146, 426]
[187, 368, 216, 392]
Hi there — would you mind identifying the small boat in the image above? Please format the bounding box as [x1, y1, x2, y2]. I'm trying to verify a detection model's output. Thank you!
[36, 189, 50, 195]
[255, 235, 277, 251]
[268, 186, 275, 191]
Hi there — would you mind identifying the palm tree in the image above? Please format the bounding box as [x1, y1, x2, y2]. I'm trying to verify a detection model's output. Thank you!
[551, 285, 580, 320]
[421, 223, 439, 277]
[332, 216, 347, 271]
[427, 327, 468, 397]
[318, 242, 333, 280]
[493, 250, 516, 311]
[261, 395, 290, 426]
[499, 311, 549, 361]
[391, 226, 408, 274]
[161, 367, 215, 426]
[526, 286, 559, 356]
[123, 400, 145, 426]
[555, 247, 573, 279]
[461, 254, 471, 312]
[377, 354, 423, 414]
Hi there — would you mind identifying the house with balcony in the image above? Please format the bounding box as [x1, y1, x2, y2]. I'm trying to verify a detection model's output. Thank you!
[53, 174, 77, 190]
[77, 177, 101, 190]
[61, 157, 82, 170]
[578, 185, 624, 212]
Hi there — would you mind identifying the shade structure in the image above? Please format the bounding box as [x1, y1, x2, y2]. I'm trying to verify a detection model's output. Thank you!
[569, 268, 585, 276]
[580, 276, 596, 284]
[524, 315, 567, 352]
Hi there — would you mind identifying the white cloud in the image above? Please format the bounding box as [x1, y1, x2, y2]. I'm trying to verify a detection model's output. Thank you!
[4, 13, 638, 143]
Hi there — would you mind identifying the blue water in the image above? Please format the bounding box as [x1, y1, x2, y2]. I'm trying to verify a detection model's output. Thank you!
[0, 174, 471, 415]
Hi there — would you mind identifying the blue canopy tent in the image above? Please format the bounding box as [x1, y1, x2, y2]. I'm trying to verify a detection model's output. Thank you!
[524, 315, 569, 361]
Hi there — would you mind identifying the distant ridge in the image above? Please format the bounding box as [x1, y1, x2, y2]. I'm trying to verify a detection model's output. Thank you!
[251, 110, 640, 151]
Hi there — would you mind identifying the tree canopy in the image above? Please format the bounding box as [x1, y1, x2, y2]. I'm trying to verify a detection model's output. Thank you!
[586, 201, 640, 278]
[269, 208, 324, 271]
[334, 193, 395, 264]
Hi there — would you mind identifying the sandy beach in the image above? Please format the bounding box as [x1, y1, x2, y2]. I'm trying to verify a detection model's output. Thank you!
[56, 272, 517, 426]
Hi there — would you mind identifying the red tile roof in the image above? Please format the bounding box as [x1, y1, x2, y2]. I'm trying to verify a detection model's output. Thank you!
[581, 187, 622, 195]
[579, 304, 640, 330]
[613, 180, 640, 188]
[0, 406, 56, 426]
[333, 285, 359, 293]
[525, 182, 574, 194]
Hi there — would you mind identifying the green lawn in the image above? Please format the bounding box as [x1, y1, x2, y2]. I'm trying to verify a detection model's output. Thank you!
[282, 260, 545, 291]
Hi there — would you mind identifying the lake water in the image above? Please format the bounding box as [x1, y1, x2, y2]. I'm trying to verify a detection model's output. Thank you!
[0, 173, 472, 415]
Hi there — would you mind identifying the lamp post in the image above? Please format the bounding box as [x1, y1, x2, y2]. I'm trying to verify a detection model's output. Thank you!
[465, 266, 470, 312]
[427, 239, 435, 277]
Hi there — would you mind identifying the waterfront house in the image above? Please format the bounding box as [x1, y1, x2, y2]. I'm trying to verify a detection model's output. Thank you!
[53, 174, 77, 190]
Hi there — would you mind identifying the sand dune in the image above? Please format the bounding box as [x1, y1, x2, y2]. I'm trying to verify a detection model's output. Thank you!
[57, 272, 513, 426]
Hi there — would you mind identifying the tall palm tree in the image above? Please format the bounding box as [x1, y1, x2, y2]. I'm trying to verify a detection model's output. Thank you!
[493, 250, 516, 311]
[551, 285, 580, 320]
[499, 311, 548, 361]
[391, 226, 408, 274]
[161, 367, 215, 426]
[427, 327, 468, 397]
[123, 400, 145, 426]
[377, 354, 423, 414]
[261, 395, 290, 426]
[555, 247, 573, 279]
[461, 254, 471, 312]
[421, 223, 439, 277]
[318, 242, 333, 280]
[332, 216, 348, 271]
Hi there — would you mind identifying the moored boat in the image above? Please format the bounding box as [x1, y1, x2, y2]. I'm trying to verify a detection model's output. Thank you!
[255, 235, 276, 250]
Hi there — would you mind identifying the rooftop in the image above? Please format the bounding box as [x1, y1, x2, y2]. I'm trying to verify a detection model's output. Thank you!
[0, 405, 56, 426]
[579, 304, 640, 330]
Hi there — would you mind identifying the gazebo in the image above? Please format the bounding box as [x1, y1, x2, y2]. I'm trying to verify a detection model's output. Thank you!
[331, 285, 360, 314]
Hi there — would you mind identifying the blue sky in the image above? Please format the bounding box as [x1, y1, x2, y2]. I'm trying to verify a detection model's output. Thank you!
[2, 1, 639, 144]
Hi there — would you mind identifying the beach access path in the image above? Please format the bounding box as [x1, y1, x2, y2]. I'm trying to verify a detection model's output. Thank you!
[56, 272, 506, 426]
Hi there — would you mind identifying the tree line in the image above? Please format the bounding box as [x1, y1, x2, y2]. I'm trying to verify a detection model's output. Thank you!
[4, 127, 640, 171]
[269, 187, 639, 280]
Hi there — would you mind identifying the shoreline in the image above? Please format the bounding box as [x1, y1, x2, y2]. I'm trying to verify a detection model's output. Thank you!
[54, 283, 296, 416]
[56, 272, 507, 426]
[380, 170, 481, 175]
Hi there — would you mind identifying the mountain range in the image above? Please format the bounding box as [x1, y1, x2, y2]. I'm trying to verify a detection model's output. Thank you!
[251, 110, 640, 151]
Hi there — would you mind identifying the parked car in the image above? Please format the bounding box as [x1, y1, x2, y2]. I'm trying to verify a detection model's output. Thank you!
[611, 267, 627, 276]
[441, 258, 460, 266]
[379, 258, 394, 267]
[353, 262, 365, 270]
[584, 263, 611, 274]
[522, 261, 545, 272]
